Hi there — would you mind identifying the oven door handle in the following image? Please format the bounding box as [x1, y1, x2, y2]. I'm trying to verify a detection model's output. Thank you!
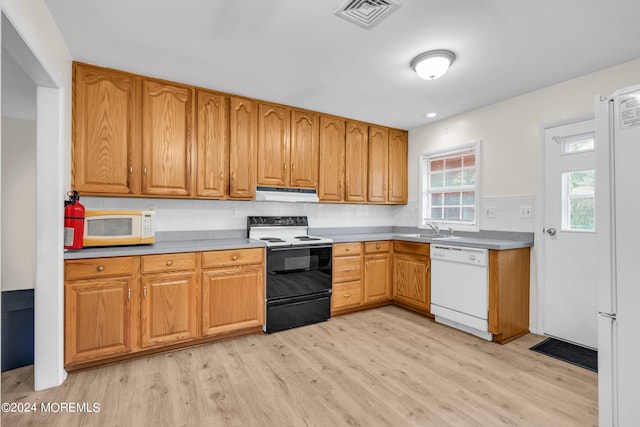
[267, 244, 333, 251]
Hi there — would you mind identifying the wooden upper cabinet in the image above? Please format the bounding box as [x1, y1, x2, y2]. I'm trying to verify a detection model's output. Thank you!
[388, 129, 408, 204]
[318, 116, 346, 202]
[345, 121, 368, 202]
[141, 79, 194, 196]
[229, 97, 257, 199]
[196, 90, 229, 198]
[290, 110, 319, 189]
[368, 125, 389, 203]
[257, 103, 290, 187]
[72, 63, 139, 194]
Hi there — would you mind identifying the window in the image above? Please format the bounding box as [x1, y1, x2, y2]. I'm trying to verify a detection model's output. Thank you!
[419, 141, 481, 230]
[562, 169, 595, 232]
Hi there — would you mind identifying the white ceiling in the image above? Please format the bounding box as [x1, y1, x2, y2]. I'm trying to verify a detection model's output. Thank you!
[43, 0, 640, 130]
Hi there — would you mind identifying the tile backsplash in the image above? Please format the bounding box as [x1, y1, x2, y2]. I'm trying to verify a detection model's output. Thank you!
[82, 197, 396, 231]
[83, 194, 535, 233]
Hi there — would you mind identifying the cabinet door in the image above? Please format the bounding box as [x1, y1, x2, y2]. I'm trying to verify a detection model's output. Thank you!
[142, 80, 194, 196]
[318, 116, 346, 202]
[388, 129, 408, 204]
[229, 97, 257, 199]
[368, 125, 389, 203]
[290, 110, 319, 188]
[202, 264, 264, 337]
[72, 64, 138, 194]
[345, 121, 368, 202]
[258, 104, 290, 186]
[196, 90, 229, 198]
[364, 253, 392, 303]
[65, 278, 133, 365]
[393, 254, 430, 311]
[140, 271, 198, 348]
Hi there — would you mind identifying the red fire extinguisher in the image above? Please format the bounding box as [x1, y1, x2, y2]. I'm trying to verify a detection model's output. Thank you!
[64, 190, 85, 250]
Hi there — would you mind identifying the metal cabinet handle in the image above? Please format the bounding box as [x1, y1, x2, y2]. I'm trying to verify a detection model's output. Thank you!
[143, 285, 147, 298]
[232, 255, 238, 261]
[344, 293, 351, 298]
[232, 172, 237, 180]
[365, 262, 368, 269]
[129, 166, 133, 175]
[144, 167, 147, 176]
[345, 247, 350, 251]
[376, 244, 381, 249]
[128, 289, 131, 301]
[166, 260, 173, 266]
[547, 227, 557, 236]
[343, 267, 352, 271]
[96, 266, 104, 272]
[220, 172, 224, 180]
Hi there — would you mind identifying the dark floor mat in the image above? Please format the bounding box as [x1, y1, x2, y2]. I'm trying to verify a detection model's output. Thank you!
[530, 337, 597, 372]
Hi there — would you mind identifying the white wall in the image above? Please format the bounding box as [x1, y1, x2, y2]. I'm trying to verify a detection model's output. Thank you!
[1, 117, 36, 291]
[398, 57, 640, 333]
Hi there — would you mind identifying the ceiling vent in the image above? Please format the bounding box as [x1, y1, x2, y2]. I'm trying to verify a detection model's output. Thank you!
[335, 0, 401, 30]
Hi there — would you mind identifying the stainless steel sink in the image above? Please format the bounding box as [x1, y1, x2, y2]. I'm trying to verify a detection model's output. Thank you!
[400, 233, 460, 240]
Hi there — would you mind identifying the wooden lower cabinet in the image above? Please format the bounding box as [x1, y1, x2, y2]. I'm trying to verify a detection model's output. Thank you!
[140, 271, 198, 348]
[64, 248, 265, 369]
[488, 248, 531, 344]
[65, 277, 134, 365]
[140, 253, 198, 348]
[201, 258, 264, 337]
[331, 243, 363, 314]
[363, 241, 392, 303]
[64, 256, 137, 366]
[393, 241, 430, 314]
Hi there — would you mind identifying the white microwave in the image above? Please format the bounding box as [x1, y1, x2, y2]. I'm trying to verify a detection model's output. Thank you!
[83, 210, 155, 247]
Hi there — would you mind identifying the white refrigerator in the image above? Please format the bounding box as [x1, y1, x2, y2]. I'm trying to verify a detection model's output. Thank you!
[596, 84, 640, 427]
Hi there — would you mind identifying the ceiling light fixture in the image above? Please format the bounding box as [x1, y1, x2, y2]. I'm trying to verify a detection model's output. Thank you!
[411, 50, 456, 80]
[425, 112, 437, 118]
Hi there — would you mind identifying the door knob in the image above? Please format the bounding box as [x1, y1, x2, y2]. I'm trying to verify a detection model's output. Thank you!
[546, 228, 557, 236]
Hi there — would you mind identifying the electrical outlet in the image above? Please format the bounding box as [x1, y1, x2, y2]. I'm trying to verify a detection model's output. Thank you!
[230, 207, 237, 217]
[520, 205, 533, 217]
[484, 206, 496, 218]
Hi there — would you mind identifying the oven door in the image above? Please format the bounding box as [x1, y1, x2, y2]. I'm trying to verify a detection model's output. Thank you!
[266, 244, 332, 300]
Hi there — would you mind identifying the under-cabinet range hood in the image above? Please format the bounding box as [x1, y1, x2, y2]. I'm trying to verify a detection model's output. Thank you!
[254, 186, 319, 203]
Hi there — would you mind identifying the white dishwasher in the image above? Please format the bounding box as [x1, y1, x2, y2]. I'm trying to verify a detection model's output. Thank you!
[430, 244, 492, 341]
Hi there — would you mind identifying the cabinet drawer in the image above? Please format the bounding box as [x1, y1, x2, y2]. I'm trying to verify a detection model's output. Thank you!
[141, 252, 196, 274]
[394, 241, 430, 257]
[202, 248, 264, 268]
[364, 241, 391, 254]
[65, 257, 135, 281]
[333, 243, 362, 257]
[333, 257, 362, 283]
[332, 281, 362, 310]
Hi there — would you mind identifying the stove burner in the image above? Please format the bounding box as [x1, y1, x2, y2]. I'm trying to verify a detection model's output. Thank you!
[260, 237, 286, 243]
[295, 236, 321, 241]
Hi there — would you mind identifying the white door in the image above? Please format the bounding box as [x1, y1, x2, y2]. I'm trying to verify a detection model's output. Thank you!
[543, 119, 598, 349]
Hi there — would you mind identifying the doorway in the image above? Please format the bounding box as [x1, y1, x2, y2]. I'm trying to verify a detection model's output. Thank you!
[542, 119, 598, 349]
[1, 6, 71, 390]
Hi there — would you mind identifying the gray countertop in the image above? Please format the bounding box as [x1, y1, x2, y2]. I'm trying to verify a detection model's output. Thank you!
[64, 229, 533, 259]
[64, 238, 266, 260]
[327, 233, 532, 250]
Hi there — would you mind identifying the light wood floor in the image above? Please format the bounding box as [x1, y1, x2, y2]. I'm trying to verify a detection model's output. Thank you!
[2, 306, 597, 426]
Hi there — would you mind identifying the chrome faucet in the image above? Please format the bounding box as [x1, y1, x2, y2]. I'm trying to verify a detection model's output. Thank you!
[425, 221, 440, 235]
[448, 227, 454, 237]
